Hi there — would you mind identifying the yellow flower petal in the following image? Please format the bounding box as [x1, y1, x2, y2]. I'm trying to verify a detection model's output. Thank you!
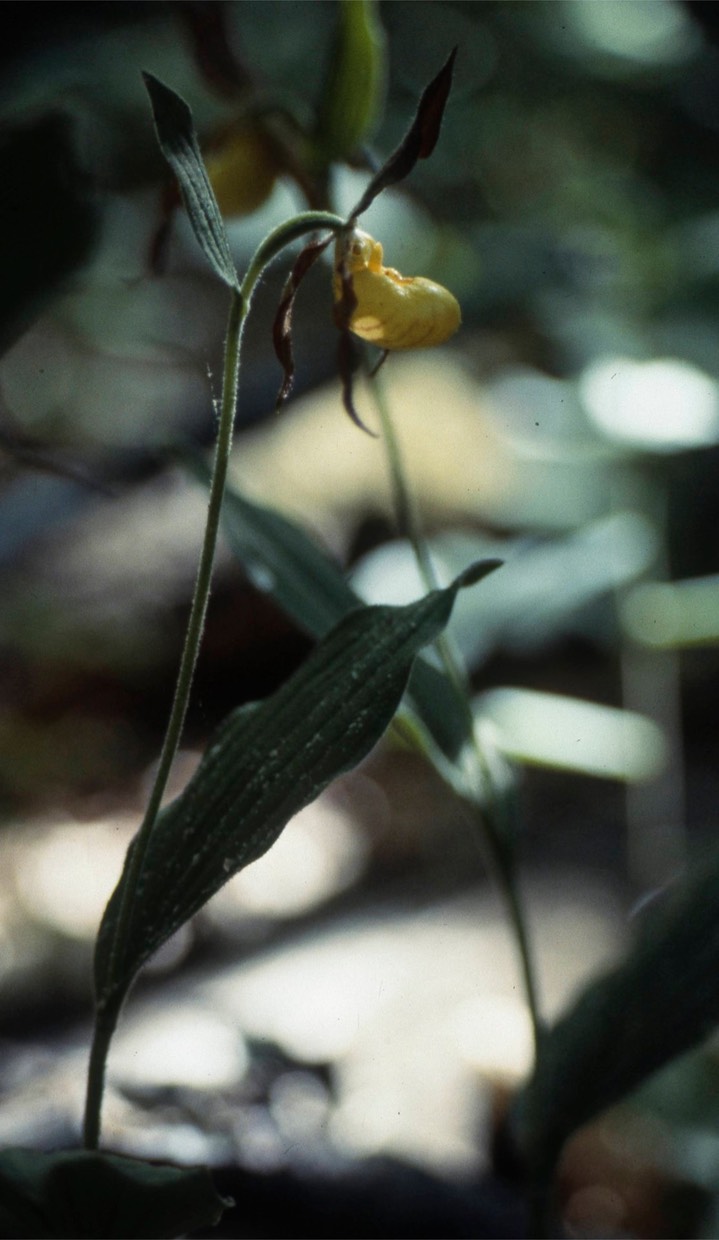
[334, 230, 461, 350]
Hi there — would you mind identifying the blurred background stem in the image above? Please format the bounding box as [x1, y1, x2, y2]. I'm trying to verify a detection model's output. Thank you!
[370, 366, 542, 1054]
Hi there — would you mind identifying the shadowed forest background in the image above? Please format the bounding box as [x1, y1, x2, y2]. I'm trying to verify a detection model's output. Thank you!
[3, 2, 719, 1237]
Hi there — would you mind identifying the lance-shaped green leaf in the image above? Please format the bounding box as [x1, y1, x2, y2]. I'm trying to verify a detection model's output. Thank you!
[183, 456, 481, 760]
[0, 1148, 230, 1240]
[217, 473, 363, 635]
[143, 72, 239, 291]
[514, 845, 719, 1182]
[313, 0, 387, 165]
[95, 565, 493, 1007]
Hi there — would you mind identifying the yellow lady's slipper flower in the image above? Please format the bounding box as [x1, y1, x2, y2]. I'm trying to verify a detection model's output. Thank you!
[333, 228, 461, 350]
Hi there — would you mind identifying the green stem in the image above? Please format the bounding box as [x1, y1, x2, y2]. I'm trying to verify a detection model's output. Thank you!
[147, 291, 243, 871]
[370, 368, 542, 1052]
[83, 998, 121, 1150]
[82, 287, 245, 1150]
[83, 210, 348, 1152]
[500, 859, 542, 1054]
[242, 210, 346, 290]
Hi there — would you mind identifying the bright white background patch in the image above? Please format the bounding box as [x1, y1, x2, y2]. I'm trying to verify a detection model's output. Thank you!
[580, 356, 719, 452]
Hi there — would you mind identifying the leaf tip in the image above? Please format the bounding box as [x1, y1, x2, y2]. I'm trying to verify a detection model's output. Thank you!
[141, 69, 175, 110]
[457, 558, 503, 590]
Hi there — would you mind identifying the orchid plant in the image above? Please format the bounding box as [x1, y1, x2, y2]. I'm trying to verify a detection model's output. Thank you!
[0, 32, 514, 1240]
[4, 9, 719, 1239]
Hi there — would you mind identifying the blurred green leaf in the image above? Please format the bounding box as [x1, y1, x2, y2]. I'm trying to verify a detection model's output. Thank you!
[142, 73, 239, 291]
[219, 478, 360, 635]
[475, 687, 665, 782]
[0, 1148, 229, 1240]
[313, 0, 387, 165]
[636, 1044, 719, 1134]
[95, 566, 489, 1007]
[515, 844, 719, 1181]
[186, 460, 481, 760]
